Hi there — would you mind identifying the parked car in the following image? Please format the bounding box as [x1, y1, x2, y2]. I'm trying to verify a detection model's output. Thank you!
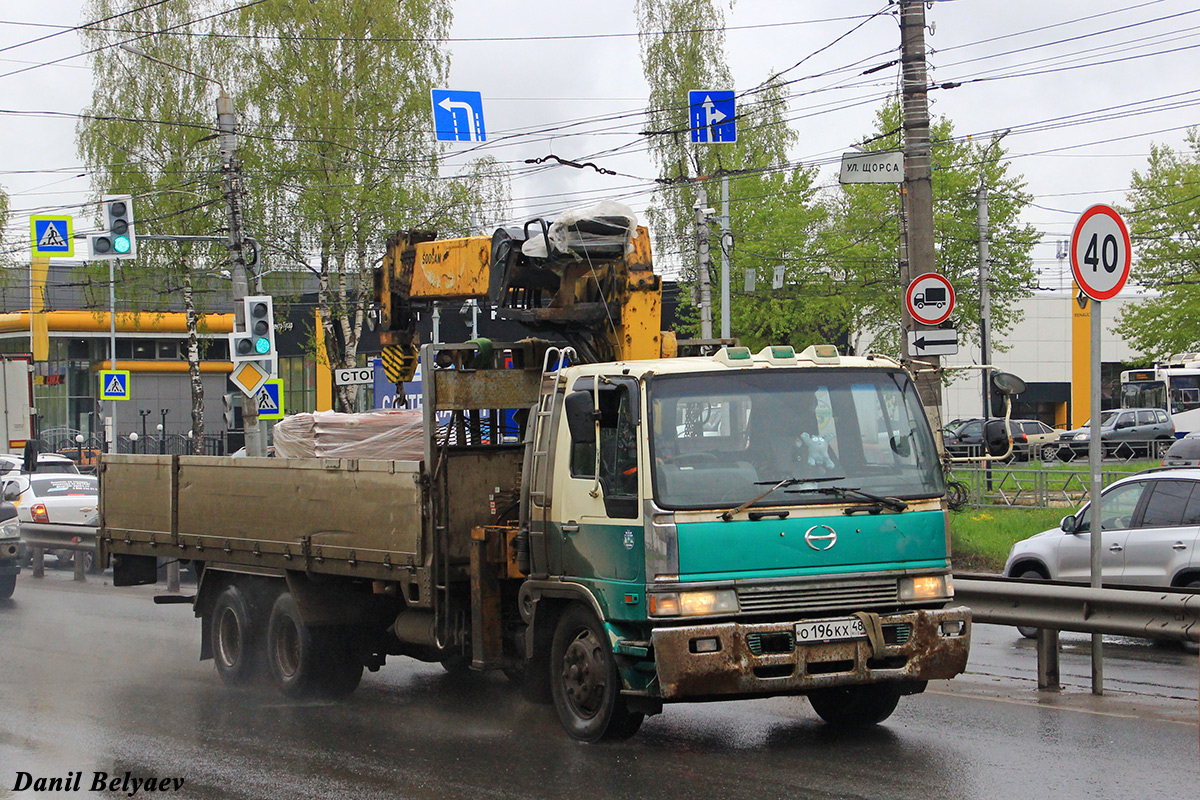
[1161, 436, 1200, 467]
[1004, 468, 1200, 638]
[943, 418, 1031, 460]
[1015, 419, 1061, 461]
[2, 473, 98, 569]
[1051, 407, 1175, 460]
[0, 452, 80, 476]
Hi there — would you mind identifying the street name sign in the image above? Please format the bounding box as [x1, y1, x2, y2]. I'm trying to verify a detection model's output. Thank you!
[688, 90, 736, 143]
[838, 151, 903, 184]
[907, 328, 959, 357]
[335, 366, 375, 386]
[1071, 204, 1131, 301]
[905, 273, 955, 326]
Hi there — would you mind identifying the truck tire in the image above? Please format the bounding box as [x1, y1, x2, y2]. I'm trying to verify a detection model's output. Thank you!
[211, 585, 261, 686]
[0, 572, 14, 599]
[549, 604, 643, 742]
[266, 593, 362, 699]
[807, 682, 902, 726]
[266, 592, 323, 698]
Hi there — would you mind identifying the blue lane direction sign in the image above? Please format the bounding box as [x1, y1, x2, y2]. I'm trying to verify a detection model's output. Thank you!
[31, 216, 74, 257]
[431, 89, 486, 142]
[99, 369, 130, 400]
[256, 379, 284, 420]
[689, 90, 736, 143]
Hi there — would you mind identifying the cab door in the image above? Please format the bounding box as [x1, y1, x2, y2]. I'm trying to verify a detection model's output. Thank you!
[1056, 480, 1148, 583]
[552, 378, 644, 583]
[1121, 479, 1200, 586]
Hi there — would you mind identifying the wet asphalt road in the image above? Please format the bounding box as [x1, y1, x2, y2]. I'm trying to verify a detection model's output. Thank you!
[1, 570, 1196, 800]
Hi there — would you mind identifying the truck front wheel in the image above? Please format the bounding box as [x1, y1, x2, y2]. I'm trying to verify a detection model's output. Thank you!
[550, 605, 643, 742]
[808, 683, 902, 726]
[0, 572, 14, 599]
[211, 585, 261, 686]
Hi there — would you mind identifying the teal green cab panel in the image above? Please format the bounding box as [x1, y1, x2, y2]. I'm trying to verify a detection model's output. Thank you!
[677, 509, 947, 581]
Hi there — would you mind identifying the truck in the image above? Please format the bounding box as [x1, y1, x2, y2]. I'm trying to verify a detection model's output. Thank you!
[98, 207, 971, 740]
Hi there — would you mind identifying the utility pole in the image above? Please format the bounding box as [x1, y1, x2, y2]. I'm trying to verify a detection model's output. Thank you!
[899, 0, 942, 424]
[218, 91, 264, 457]
[695, 183, 714, 339]
[978, 183, 991, 420]
[720, 174, 731, 340]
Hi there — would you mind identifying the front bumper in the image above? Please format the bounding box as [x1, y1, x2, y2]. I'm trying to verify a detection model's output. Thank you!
[1, 537, 20, 575]
[650, 606, 970, 700]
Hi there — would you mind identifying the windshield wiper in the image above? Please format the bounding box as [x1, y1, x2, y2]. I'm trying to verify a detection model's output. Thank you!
[720, 476, 847, 522]
[785, 484, 909, 512]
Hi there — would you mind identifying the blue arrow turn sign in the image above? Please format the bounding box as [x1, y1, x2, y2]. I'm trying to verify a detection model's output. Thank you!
[431, 90, 486, 142]
[689, 90, 736, 143]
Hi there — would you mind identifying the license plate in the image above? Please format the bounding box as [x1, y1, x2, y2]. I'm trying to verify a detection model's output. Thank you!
[794, 617, 867, 643]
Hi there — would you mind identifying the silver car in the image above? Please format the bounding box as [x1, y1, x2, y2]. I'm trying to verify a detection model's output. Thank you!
[1004, 470, 1200, 636]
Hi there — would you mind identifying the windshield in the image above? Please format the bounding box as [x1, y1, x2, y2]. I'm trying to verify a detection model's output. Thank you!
[1121, 380, 1165, 412]
[648, 368, 943, 510]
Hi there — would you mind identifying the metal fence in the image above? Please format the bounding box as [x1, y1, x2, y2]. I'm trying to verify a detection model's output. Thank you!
[946, 464, 1133, 509]
[36, 432, 235, 464]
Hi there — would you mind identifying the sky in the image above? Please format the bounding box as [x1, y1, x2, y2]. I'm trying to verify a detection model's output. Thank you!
[1, 0, 1198, 290]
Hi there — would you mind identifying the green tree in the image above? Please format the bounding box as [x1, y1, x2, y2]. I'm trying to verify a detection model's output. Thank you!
[76, 0, 233, 451]
[1114, 128, 1200, 360]
[637, 0, 837, 349]
[237, 0, 505, 411]
[831, 103, 1038, 356]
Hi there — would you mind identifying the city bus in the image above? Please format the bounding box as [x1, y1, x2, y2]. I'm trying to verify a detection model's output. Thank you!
[1121, 361, 1200, 435]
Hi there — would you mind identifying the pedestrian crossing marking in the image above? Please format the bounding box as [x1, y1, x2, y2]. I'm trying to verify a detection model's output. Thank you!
[39, 223, 66, 249]
[256, 379, 284, 420]
[99, 369, 130, 400]
[258, 391, 277, 411]
[106, 375, 123, 394]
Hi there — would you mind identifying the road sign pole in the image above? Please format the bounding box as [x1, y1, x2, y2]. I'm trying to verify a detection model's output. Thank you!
[1090, 299, 1103, 695]
[695, 184, 713, 339]
[109, 259, 117, 454]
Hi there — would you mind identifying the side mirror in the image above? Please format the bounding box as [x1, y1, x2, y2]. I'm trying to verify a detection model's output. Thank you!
[890, 435, 911, 458]
[1060, 514, 1077, 533]
[983, 418, 1010, 457]
[992, 372, 1027, 396]
[564, 390, 596, 444]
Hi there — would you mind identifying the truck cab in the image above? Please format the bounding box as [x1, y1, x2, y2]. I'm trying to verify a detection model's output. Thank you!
[520, 344, 969, 738]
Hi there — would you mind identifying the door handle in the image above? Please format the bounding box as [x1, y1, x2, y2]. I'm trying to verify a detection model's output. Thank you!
[1172, 542, 1187, 551]
[562, 523, 580, 534]
[1108, 543, 1123, 553]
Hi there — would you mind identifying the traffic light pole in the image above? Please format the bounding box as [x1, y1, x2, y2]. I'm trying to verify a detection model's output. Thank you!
[218, 90, 264, 458]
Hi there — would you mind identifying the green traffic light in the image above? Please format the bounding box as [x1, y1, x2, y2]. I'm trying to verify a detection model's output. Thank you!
[113, 234, 132, 254]
[254, 337, 270, 355]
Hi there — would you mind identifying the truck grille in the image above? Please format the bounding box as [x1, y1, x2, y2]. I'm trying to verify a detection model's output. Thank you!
[746, 631, 795, 655]
[736, 578, 898, 616]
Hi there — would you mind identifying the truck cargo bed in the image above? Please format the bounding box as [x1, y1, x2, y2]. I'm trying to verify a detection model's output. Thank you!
[100, 455, 424, 581]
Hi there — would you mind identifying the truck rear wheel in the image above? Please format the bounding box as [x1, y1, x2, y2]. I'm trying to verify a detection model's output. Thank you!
[266, 592, 362, 699]
[211, 585, 261, 686]
[550, 605, 643, 742]
[808, 683, 902, 726]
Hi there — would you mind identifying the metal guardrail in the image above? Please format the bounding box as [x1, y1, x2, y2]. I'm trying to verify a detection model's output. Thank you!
[948, 465, 1132, 509]
[19, 522, 98, 553]
[955, 574, 1200, 643]
[955, 573, 1200, 692]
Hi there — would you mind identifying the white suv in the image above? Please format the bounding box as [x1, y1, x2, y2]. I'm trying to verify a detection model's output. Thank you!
[1004, 469, 1200, 637]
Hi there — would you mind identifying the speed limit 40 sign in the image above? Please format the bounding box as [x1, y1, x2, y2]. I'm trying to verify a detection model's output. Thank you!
[1071, 204, 1131, 301]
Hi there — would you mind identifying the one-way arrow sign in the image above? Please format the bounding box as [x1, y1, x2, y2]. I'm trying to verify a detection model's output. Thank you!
[907, 328, 959, 356]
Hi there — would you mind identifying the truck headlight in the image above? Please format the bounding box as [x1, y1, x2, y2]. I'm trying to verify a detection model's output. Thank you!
[0, 517, 19, 541]
[648, 589, 738, 617]
[899, 574, 951, 601]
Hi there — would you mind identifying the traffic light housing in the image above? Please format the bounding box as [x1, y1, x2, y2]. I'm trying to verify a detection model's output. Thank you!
[88, 195, 136, 260]
[229, 295, 275, 362]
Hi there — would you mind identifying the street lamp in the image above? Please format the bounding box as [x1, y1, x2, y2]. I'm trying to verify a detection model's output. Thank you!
[138, 409, 151, 454]
[128, 431, 138, 455]
[156, 423, 164, 455]
[74, 433, 84, 465]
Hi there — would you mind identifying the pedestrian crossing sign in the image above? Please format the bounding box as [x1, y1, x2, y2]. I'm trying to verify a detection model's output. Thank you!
[256, 379, 284, 420]
[99, 369, 130, 400]
[31, 215, 74, 257]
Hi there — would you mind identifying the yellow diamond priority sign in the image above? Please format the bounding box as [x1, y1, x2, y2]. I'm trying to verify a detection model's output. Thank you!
[230, 361, 270, 397]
